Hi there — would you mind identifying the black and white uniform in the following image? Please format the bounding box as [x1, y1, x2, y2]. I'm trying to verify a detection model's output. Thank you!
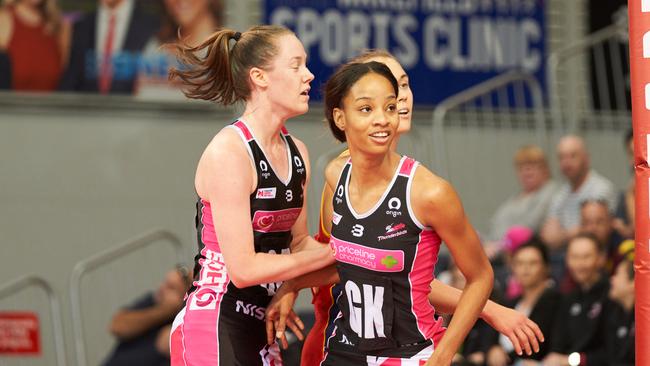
[322, 156, 446, 365]
[170, 120, 306, 366]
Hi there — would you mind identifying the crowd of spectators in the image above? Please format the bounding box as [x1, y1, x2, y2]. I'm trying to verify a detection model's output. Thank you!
[445, 132, 635, 366]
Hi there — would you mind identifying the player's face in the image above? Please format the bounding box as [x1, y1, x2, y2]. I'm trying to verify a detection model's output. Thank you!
[336, 73, 399, 156]
[265, 34, 314, 119]
[369, 56, 413, 134]
[512, 247, 547, 290]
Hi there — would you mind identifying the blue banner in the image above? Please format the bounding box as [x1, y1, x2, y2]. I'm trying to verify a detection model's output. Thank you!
[263, 0, 546, 105]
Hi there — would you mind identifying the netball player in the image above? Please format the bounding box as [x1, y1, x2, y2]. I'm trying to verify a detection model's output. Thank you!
[267, 51, 544, 365]
[167, 26, 335, 365]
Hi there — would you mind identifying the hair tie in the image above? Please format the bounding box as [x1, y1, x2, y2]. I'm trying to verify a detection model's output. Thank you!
[233, 31, 242, 41]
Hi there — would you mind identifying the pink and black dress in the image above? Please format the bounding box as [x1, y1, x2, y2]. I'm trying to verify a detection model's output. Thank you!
[170, 120, 306, 365]
[321, 156, 446, 365]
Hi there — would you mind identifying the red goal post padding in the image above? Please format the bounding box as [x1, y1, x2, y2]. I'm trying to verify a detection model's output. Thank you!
[629, 1, 650, 365]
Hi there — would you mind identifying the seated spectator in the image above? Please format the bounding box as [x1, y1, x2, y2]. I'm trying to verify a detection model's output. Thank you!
[544, 234, 609, 366]
[0, 0, 71, 91]
[485, 239, 560, 366]
[499, 226, 534, 301]
[102, 266, 191, 366]
[485, 145, 557, 259]
[613, 129, 634, 239]
[59, 0, 158, 94]
[541, 136, 617, 251]
[605, 245, 634, 366]
[579, 199, 624, 275]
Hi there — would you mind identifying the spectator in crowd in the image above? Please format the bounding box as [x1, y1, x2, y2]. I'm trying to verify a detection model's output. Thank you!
[486, 239, 560, 366]
[59, 0, 158, 94]
[541, 136, 617, 251]
[497, 226, 534, 301]
[605, 241, 634, 366]
[543, 234, 608, 366]
[579, 199, 624, 275]
[102, 266, 191, 366]
[0, 0, 71, 91]
[484, 145, 557, 259]
[136, 0, 223, 99]
[613, 129, 634, 239]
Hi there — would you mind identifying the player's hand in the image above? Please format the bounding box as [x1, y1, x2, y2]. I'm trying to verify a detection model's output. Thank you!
[265, 283, 302, 349]
[483, 302, 543, 356]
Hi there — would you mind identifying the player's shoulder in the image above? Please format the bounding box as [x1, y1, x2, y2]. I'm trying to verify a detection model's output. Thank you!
[411, 162, 456, 207]
[203, 125, 249, 162]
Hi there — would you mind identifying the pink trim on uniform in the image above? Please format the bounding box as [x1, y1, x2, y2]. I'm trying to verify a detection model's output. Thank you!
[169, 199, 230, 365]
[169, 307, 186, 366]
[408, 229, 444, 341]
[233, 120, 254, 141]
[398, 157, 416, 177]
[170, 250, 230, 365]
[281, 126, 289, 135]
[170, 288, 226, 365]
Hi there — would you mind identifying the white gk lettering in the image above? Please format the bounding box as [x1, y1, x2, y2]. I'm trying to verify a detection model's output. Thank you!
[235, 300, 266, 320]
[345, 281, 385, 339]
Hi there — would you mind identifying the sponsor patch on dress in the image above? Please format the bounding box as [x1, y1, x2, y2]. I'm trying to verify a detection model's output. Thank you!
[256, 187, 277, 199]
[331, 236, 404, 272]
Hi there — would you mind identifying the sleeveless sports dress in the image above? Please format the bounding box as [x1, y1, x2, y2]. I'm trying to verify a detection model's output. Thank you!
[170, 120, 306, 366]
[321, 156, 446, 365]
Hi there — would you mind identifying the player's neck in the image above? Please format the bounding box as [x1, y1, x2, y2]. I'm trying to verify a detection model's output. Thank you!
[349, 152, 400, 190]
[241, 100, 286, 147]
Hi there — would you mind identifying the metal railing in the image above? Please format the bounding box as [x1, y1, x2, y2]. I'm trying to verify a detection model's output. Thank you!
[69, 229, 185, 366]
[0, 275, 66, 366]
[430, 70, 547, 178]
[548, 21, 630, 133]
